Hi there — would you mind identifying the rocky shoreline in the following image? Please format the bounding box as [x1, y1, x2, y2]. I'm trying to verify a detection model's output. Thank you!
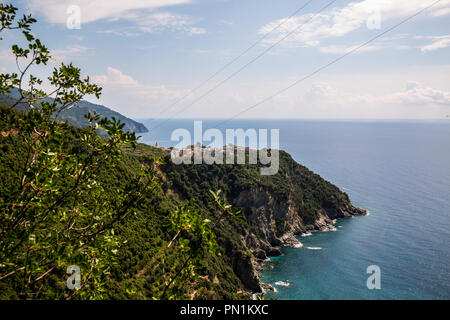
[230, 187, 367, 295]
[160, 147, 368, 298]
[257, 212, 367, 296]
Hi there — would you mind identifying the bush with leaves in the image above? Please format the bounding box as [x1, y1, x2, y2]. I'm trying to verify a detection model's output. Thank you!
[155, 190, 243, 299]
[0, 3, 157, 299]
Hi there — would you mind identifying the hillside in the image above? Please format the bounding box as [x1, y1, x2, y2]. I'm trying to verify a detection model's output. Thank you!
[103, 143, 366, 297]
[0, 116, 366, 299]
[0, 88, 148, 133]
[0, 106, 365, 299]
[144, 144, 366, 293]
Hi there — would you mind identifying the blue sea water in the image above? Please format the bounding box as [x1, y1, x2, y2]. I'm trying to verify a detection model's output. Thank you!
[138, 119, 450, 300]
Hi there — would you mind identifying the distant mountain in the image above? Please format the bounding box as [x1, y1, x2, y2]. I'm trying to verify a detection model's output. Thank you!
[0, 88, 148, 133]
[58, 100, 148, 133]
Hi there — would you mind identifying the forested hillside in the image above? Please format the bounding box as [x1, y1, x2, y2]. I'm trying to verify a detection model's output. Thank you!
[0, 88, 148, 133]
[0, 115, 365, 299]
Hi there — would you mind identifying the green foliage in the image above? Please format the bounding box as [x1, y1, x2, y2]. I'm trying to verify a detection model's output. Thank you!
[0, 4, 154, 299]
[0, 88, 149, 134]
[0, 3, 35, 38]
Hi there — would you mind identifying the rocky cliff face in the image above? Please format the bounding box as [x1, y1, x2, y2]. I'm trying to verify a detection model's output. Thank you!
[161, 148, 366, 295]
[228, 186, 366, 293]
[236, 186, 365, 249]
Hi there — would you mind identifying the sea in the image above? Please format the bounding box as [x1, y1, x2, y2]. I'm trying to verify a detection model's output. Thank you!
[137, 118, 450, 300]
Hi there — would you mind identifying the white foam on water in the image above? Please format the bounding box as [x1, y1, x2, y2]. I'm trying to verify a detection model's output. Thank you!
[293, 242, 303, 248]
[306, 247, 323, 250]
[301, 232, 312, 237]
[274, 281, 290, 287]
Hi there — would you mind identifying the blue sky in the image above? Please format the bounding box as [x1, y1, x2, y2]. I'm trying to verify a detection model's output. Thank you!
[2, 0, 450, 119]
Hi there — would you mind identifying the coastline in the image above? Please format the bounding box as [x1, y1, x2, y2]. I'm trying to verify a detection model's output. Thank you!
[255, 209, 368, 297]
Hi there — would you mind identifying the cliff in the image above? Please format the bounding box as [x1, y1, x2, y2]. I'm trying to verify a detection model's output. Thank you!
[154, 147, 367, 294]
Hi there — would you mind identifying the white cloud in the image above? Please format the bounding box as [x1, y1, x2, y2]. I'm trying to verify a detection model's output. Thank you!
[303, 82, 338, 102]
[93, 67, 139, 88]
[148, 69, 450, 119]
[217, 19, 234, 26]
[259, 0, 450, 48]
[231, 73, 450, 119]
[0, 49, 16, 70]
[429, 6, 450, 16]
[27, 0, 192, 24]
[325, 34, 450, 54]
[386, 83, 450, 105]
[97, 12, 206, 36]
[91, 67, 194, 116]
[186, 27, 207, 36]
[318, 33, 418, 54]
[419, 35, 450, 52]
[301, 81, 450, 109]
[52, 45, 94, 61]
[97, 29, 142, 37]
[27, 0, 205, 36]
[93, 67, 189, 101]
[319, 43, 385, 54]
[260, 80, 449, 119]
[125, 12, 206, 35]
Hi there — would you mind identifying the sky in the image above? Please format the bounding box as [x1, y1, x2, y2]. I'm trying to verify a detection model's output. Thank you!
[1, 0, 450, 119]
